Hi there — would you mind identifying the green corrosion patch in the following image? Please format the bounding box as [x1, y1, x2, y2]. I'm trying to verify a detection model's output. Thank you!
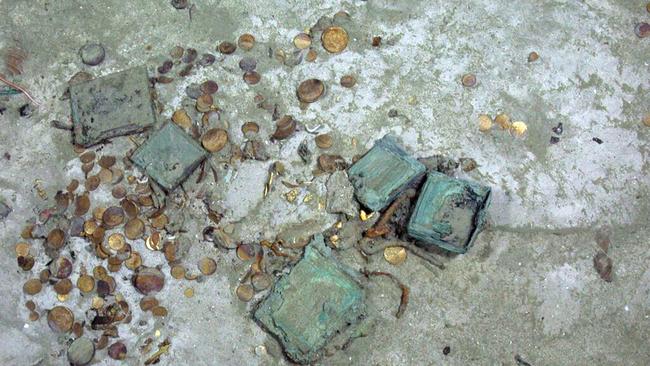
[254, 234, 365, 364]
[408, 171, 491, 254]
[70, 65, 158, 147]
[348, 134, 425, 212]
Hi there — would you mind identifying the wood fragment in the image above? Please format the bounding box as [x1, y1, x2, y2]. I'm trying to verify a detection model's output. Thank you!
[144, 339, 171, 365]
[515, 354, 533, 366]
[361, 269, 409, 318]
[4, 46, 27, 75]
[365, 189, 416, 238]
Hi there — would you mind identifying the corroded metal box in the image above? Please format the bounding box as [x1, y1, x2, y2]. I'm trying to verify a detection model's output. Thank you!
[254, 234, 365, 364]
[408, 172, 491, 253]
[130, 123, 207, 191]
[348, 135, 425, 212]
[70, 65, 157, 146]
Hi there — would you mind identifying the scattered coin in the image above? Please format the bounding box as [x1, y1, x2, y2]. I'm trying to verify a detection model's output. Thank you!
[125, 252, 142, 270]
[47, 228, 66, 249]
[315, 134, 333, 149]
[461, 73, 477, 88]
[201, 128, 229, 152]
[171, 265, 186, 279]
[196, 94, 213, 113]
[528, 51, 539, 62]
[54, 278, 73, 295]
[241, 121, 260, 137]
[383, 246, 407, 265]
[243, 71, 261, 85]
[239, 57, 257, 72]
[132, 267, 165, 295]
[643, 114, 650, 127]
[47, 306, 74, 332]
[318, 154, 347, 173]
[124, 218, 145, 239]
[182, 48, 198, 63]
[340, 75, 356, 88]
[184, 288, 195, 298]
[510, 121, 528, 137]
[108, 233, 126, 251]
[198, 257, 217, 276]
[218, 41, 237, 54]
[67, 337, 95, 365]
[102, 206, 125, 228]
[321, 26, 349, 53]
[23, 278, 42, 295]
[238, 33, 256, 50]
[77, 275, 95, 293]
[237, 243, 256, 261]
[172, 109, 192, 129]
[236, 284, 255, 302]
[140, 296, 159, 311]
[635, 22, 650, 38]
[272, 115, 296, 140]
[297, 79, 325, 103]
[306, 49, 317, 62]
[108, 341, 127, 360]
[293, 33, 312, 49]
[150, 213, 169, 229]
[478, 114, 493, 132]
[79, 43, 105, 66]
[51, 257, 73, 279]
[152, 305, 168, 317]
[494, 113, 512, 129]
[251, 273, 272, 291]
[111, 185, 127, 199]
[15, 242, 30, 257]
[200, 80, 219, 95]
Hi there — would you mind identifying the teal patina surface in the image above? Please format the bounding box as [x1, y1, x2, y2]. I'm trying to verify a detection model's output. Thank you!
[408, 171, 491, 253]
[130, 122, 208, 191]
[70, 65, 157, 146]
[348, 134, 425, 212]
[254, 234, 365, 364]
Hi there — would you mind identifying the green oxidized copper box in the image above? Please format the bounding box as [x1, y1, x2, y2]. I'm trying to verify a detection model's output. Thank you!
[130, 123, 208, 191]
[70, 65, 157, 147]
[408, 171, 491, 253]
[348, 135, 425, 212]
[254, 234, 365, 364]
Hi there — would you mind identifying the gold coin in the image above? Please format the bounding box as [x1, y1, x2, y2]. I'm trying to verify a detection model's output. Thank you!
[74, 194, 91, 216]
[184, 288, 194, 298]
[510, 121, 528, 137]
[53, 278, 73, 295]
[321, 26, 349, 53]
[47, 306, 74, 333]
[315, 134, 333, 149]
[297, 79, 325, 103]
[140, 296, 158, 311]
[461, 73, 477, 87]
[46, 229, 65, 249]
[108, 233, 126, 251]
[201, 128, 229, 152]
[125, 252, 142, 270]
[495, 113, 512, 129]
[150, 213, 168, 229]
[152, 306, 168, 317]
[170, 265, 186, 279]
[124, 218, 145, 240]
[293, 33, 312, 49]
[83, 220, 98, 236]
[138, 195, 154, 207]
[102, 206, 125, 228]
[172, 109, 192, 129]
[478, 114, 493, 132]
[146, 232, 162, 251]
[98, 168, 113, 184]
[198, 257, 217, 276]
[236, 284, 255, 302]
[56, 293, 69, 302]
[93, 265, 108, 280]
[15, 242, 31, 257]
[383, 246, 407, 265]
[77, 275, 95, 293]
[238, 33, 255, 51]
[121, 199, 139, 218]
[23, 278, 42, 295]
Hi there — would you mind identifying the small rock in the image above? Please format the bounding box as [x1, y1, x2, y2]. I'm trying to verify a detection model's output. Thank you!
[79, 43, 105, 66]
[326, 170, 358, 218]
[67, 337, 95, 366]
[527, 51, 539, 62]
[170, 0, 188, 9]
[298, 140, 311, 163]
[552, 122, 563, 135]
[19, 104, 33, 117]
[594, 252, 613, 282]
[459, 157, 477, 172]
[388, 109, 398, 118]
[550, 136, 560, 144]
